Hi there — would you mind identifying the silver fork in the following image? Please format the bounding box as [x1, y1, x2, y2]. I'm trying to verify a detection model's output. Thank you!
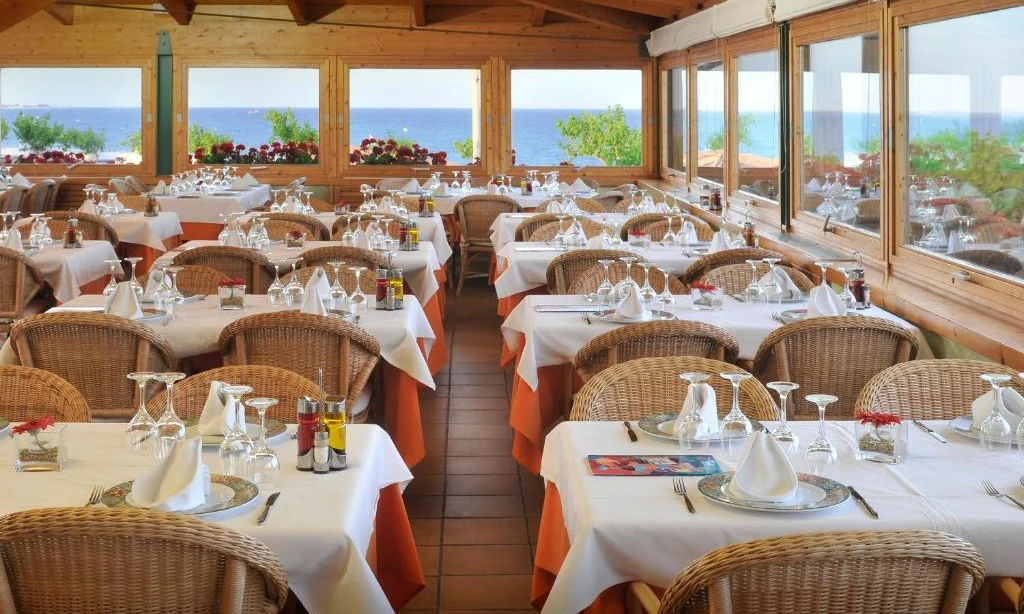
[982, 479, 1024, 511]
[84, 486, 104, 507]
[672, 477, 696, 514]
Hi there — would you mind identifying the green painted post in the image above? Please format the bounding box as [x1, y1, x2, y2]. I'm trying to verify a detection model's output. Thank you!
[156, 31, 173, 176]
[778, 23, 792, 228]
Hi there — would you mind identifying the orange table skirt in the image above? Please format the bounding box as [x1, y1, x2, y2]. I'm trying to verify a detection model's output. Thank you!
[121, 235, 182, 276]
[497, 287, 548, 317]
[374, 483, 426, 611]
[179, 222, 222, 241]
[532, 482, 660, 614]
[382, 363, 426, 468]
[76, 275, 111, 298]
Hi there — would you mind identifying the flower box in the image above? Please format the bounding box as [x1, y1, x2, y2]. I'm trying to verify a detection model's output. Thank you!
[13, 416, 65, 472]
[218, 280, 246, 310]
[285, 231, 306, 248]
[690, 284, 723, 311]
[855, 412, 908, 464]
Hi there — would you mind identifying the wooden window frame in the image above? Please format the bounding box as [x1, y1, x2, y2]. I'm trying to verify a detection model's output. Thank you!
[175, 57, 333, 181]
[659, 49, 689, 189]
[689, 41, 726, 191]
[0, 57, 154, 178]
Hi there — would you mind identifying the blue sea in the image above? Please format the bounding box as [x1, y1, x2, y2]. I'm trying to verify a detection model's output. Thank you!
[3, 107, 1022, 166]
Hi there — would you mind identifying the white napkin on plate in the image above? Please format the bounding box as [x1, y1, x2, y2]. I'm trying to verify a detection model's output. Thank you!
[12, 173, 31, 188]
[759, 267, 802, 299]
[586, 235, 605, 248]
[304, 266, 331, 299]
[971, 388, 1024, 431]
[144, 269, 166, 299]
[726, 431, 798, 503]
[558, 181, 572, 193]
[435, 182, 449, 196]
[105, 281, 143, 319]
[547, 200, 563, 214]
[680, 221, 699, 244]
[401, 178, 420, 193]
[805, 284, 847, 318]
[674, 383, 720, 439]
[4, 228, 23, 252]
[613, 285, 648, 320]
[127, 438, 211, 512]
[197, 381, 239, 436]
[654, 201, 670, 214]
[230, 178, 248, 190]
[571, 178, 589, 193]
[806, 178, 821, 193]
[946, 232, 963, 255]
[932, 226, 948, 248]
[839, 200, 857, 221]
[708, 230, 732, 253]
[242, 173, 260, 187]
[79, 200, 98, 215]
[353, 229, 369, 250]
[300, 274, 329, 316]
[152, 180, 168, 195]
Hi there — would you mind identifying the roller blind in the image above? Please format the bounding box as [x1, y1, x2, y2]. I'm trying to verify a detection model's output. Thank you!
[646, 0, 772, 57]
[714, 0, 773, 38]
[774, 0, 860, 22]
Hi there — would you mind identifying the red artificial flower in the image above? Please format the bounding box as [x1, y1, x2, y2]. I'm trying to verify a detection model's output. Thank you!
[12, 415, 56, 436]
[288, 230, 304, 239]
[216, 278, 245, 288]
[857, 411, 902, 427]
[690, 282, 717, 292]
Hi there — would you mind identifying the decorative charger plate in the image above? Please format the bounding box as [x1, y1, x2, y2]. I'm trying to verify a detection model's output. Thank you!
[948, 415, 1019, 446]
[136, 308, 171, 324]
[103, 474, 258, 516]
[183, 418, 288, 446]
[596, 309, 675, 324]
[636, 413, 766, 443]
[326, 309, 358, 322]
[697, 472, 850, 513]
[776, 309, 808, 323]
[732, 293, 809, 304]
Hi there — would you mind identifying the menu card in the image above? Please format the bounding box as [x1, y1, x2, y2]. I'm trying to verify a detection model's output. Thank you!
[588, 455, 721, 476]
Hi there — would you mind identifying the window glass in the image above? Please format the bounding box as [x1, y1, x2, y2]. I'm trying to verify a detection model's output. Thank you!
[1, 67, 142, 165]
[511, 69, 642, 167]
[666, 67, 686, 173]
[696, 60, 725, 184]
[904, 7, 1024, 280]
[798, 34, 881, 235]
[188, 67, 320, 164]
[736, 50, 780, 202]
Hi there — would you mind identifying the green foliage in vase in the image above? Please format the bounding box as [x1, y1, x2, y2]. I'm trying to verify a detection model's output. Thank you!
[556, 105, 641, 167]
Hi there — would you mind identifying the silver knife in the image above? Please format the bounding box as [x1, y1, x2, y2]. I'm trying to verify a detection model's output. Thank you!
[912, 420, 947, 443]
[848, 486, 878, 519]
[256, 492, 281, 525]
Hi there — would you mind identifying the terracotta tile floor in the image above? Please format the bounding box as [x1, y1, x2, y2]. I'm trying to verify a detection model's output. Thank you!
[403, 281, 544, 613]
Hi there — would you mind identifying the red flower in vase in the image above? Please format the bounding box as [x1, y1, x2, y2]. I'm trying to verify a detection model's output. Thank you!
[217, 278, 245, 288]
[690, 282, 718, 292]
[12, 415, 56, 436]
[856, 412, 902, 428]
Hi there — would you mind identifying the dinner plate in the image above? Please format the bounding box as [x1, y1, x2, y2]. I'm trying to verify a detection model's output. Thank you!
[183, 418, 288, 446]
[596, 309, 675, 324]
[732, 293, 808, 304]
[697, 472, 850, 513]
[947, 415, 1020, 445]
[776, 309, 807, 323]
[105, 474, 259, 516]
[327, 309, 359, 322]
[636, 413, 766, 443]
[115, 208, 136, 215]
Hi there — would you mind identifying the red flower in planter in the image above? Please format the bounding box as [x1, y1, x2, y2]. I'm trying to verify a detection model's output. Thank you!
[856, 412, 902, 428]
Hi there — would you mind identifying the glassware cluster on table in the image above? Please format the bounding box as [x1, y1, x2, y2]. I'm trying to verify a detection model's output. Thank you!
[125, 372, 280, 487]
[169, 166, 242, 196]
[908, 175, 976, 250]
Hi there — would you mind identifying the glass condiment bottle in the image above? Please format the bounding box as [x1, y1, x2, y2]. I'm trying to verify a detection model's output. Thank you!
[409, 221, 419, 250]
[398, 219, 409, 250]
[375, 265, 389, 309]
[389, 268, 404, 310]
[144, 193, 160, 217]
[699, 186, 711, 210]
[742, 207, 756, 247]
[322, 396, 347, 471]
[296, 398, 319, 471]
[711, 189, 722, 211]
[426, 194, 435, 215]
[312, 431, 330, 474]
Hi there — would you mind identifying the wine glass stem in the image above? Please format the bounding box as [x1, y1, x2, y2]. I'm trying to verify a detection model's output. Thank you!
[258, 408, 268, 447]
[731, 382, 740, 415]
[778, 393, 789, 430]
[817, 405, 827, 438]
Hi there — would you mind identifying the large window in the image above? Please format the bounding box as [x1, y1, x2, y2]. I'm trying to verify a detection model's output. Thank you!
[511, 69, 642, 167]
[695, 60, 725, 184]
[797, 34, 881, 234]
[736, 50, 780, 202]
[0, 67, 142, 165]
[666, 67, 687, 174]
[349, 68, 479, 167]
[187, 67, 320, 165]
[902, 6, 1024, 281]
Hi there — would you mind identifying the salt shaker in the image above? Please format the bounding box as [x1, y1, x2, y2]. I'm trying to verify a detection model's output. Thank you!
[313, 431, 331, 474]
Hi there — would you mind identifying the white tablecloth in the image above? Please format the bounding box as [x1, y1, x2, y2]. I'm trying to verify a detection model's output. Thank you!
[540, 419, 1024, 614]
[489, 212, 632, 254]
[501, 294, 934, 391]
[299, 212, 453, 265]
[156, 186, 271, 224]
[494, 244, 699, 299]
[0, 422, 411, 614]
[64, 207, 184, 252]
[27, 240, 119, 303]
[0, 294, 436, 390]
[155, 240, 442, 304]
[426, 187, 551, 215]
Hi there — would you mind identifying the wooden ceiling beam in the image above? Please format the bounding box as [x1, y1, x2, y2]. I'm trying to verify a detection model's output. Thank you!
[0, 0, 60, 32]
[285, 0, 308, 23]
[45, 1, 73, 23]
[159, 0, 194, 24]
[411, 0, 425, 25]
[530, 4, 544, 25]
[515, 0, 654, 34]
[568, 0, 675, 19]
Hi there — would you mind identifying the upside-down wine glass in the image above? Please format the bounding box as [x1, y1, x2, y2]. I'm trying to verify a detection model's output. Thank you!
[348, 266, 368, 312]
[743, 260, 766, 304]
[657, 269, 675, 309]
[102, 259, 121, 299]
[284, 258, 305, 306]
[719, 372, 754, 461]
[677, 373, 710, 454]
[124, 257, 144, 301]
[637, 262, 658, 304]
[218, 384, 254, 478]
[804, 393, 839, 475]
[246, 397, 280, 486]
[761, 258, 785, 305]
[595, 259, 615, 304]
[979, 374, 1014, 453]
[125, 372, 157, 456]
[616, 256, 639, 300]
[164, 266, 185, 312]
[766, 381, 800, 453]
[327, 260, 348, 311]
[153, 372, 187, 460]
[268, 259, 287, 306]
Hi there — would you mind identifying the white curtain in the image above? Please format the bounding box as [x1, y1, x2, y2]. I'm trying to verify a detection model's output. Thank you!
[774, 0, 860, 22]
[714, 0, 773, 38]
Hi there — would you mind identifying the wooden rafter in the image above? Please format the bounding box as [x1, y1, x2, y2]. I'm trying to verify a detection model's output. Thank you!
[515, 0, 655, 34]
[45, 2, 73, 23]
[284, 0, 307, 23]
[0, 0, 60, 32]
[571, 0, 676, 19]
[410, 0, 425, 25]
[159, 0, 193, 24]
[531, 4, 545, 25]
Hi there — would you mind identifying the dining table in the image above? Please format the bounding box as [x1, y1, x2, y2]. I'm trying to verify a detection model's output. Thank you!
[489, 211, 633, 254]
[533, 418, 1024, 614]
[62, 206, 184, 274]
[156, 185, 271, 240]
[0, 293, 437, 469]
[411, 186, 554, 216]
[0, 422, 423, 614]
[499, 294, 934, 473]
[24, 239, 119, 302]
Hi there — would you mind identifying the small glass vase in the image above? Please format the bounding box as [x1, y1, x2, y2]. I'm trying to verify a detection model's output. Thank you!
[218, 284, 246, 310]
[285, 234, 306, 248]
[14, 427, 66, 472]
[690, 289, 724, 311]
[855, 421, 908, 464]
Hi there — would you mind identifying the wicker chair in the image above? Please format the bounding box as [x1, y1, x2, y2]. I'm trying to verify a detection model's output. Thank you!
[0, 365, 90, 422]
[613, 183, 636, 195]
[43, 175, 66, 212]
[454, 194, 520, 295]
[570, 197, 606, 214]
[699, 263, 814, 296]
[296, 245, 387, 276]
[108, 177, 138, 197]
[10, 312, 177, 419]
[593, 191, 624, 209]
[949, 249, 1023, 276]
[241, 218, 310, 242]
[752, 316, 919, 420]
[573, 322, 740, 383]
[218, 312, 380, 416]
[281, 264, 375, 294]
[567, 261, 687, 295]
[632, 530, 984, 614]
[679, 247, 784, 287]
[570, 356, 777, 422]
[0, 185, 27, 213]
[22, 180, 54, 215]
[513, 214, 560, 242]
[545, 248, 638, 295]
[644, 217, 716, 242]
[375, 178, 413, 192]
[308, 196, 336, 213]
[262, 212, 330, 241]
[855, 359, 1024, 420]
[0, 247, 51, 335]
[124, 175, 150, 194]
[44, 211, 120, 247]
[620, 213, 669, 239]
[609, 200, 632, 213]
[172, 265, 232, 296]
[171, 246, 276, 294]
[529, 219, 613, 242]
[0, 507, 289, 613]
[330, 215, 401, 239]
[147, 365, 321, 423]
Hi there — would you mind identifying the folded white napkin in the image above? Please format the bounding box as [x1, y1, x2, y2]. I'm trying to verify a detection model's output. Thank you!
[153, 180, 169, 195]
[435, 182, 449, 196]
[111, 197, 125, 212]
[230, 178, 248, 190]
[197, 381, 240, 436]
[613, 285, 648, 320]
[170, 177, 182, 188]
[300, 273, 329, 316]
[828, 182, 845, 197]
[680, 221, 699, 244]
[571, 178, 589, 193]
[4, 228, 23, 252]
[726, 431, 799, 503]
[806, 178, 821, 193]
[105, 282, 143, 319]
[128, 438, 211, 512]
[79, 200, 98, 215]
[942, 204, 961, 222]
[708, 230, 732, 253]
[805, 284, 847, 318]
[487, 184, 498, 195]
[759, 267, 802, 299]
[12, 173, 31, 188]
[674, 383, 720, 439]
[305, 266, 331, 299]
[586, 235, 605, 248]
[401, 178, 420, 193]
[654, 201, 670, 214]
[839, 201, 857, 221]
[359, 183, 373, 194]
[144, 269, 166, 299]
[971, 388, 1024, 431]
[558, 181, 572, 193]
[242, 173, 260, 187]
[353, 229, 369, 250]
[547, 200, 563, 214]
[932, 226, 948, 248]
[946, 232, 963, 255]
